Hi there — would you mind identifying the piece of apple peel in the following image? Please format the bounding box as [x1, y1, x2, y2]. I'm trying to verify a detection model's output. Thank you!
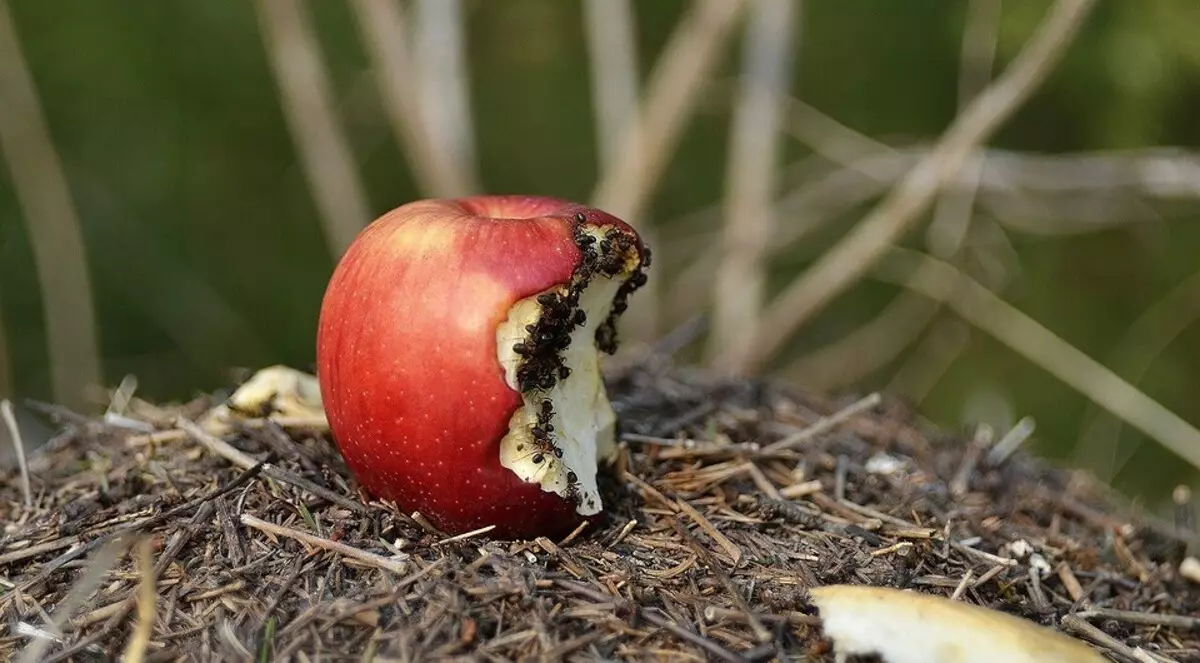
[316, 195, 650, 539]
[809, 585, 1107, 663]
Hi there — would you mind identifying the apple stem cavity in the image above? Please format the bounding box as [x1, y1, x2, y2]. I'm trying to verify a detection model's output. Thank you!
[496, 213, 649, 516]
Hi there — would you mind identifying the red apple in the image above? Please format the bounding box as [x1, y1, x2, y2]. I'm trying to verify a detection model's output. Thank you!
[316, 195, 650, 539]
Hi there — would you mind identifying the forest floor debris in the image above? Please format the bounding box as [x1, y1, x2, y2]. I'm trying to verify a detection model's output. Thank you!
[2, 354, 1198, 661]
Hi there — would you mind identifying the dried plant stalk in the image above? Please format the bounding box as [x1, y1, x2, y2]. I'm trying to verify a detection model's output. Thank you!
[121, 537, 156, 663]
[0, 0, 103, 411]
[1073, 266, 1200, 481]
[0, 301, 10, 398]
[784, 0, 1002, 391]
[582, 0, 659, 342]
[349, 0, 476, 198]
[926, 0, 1004, 259]
[254, 0, 371, 256]
[590, 0, 746, 225]
[413, 0, 478, 185]
[710, 0, 799, 372]
[583, 0, 641, 174]
[735, 0, 1098, 373]
[877, 247, 1200, 472]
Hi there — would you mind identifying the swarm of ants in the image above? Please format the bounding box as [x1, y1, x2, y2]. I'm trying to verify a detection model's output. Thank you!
[508, 212, 650, 503]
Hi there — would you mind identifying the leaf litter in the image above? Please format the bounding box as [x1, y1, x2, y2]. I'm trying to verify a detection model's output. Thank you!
[1, 353, 1198, 662]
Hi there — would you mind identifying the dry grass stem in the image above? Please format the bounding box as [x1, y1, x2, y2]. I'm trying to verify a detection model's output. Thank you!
[240, 513, 410, 576]
[15, 535, 131, 663]
[121, 537, 156, 663]
[789, 0, 1004, 394]
[348, 0, 475, 197]
[1, 399, 30, 506]
[732, 0, 1098, 372]
[925, 0, 1003, 260]
[762, 392, 881, 453]
[671, 144, 1200, 325]
[710, 0, 800, 373]
[434, 524, 496, 546]
[582, 0, 641, 179]
[413, 0, 478, 185]
[582, 0, 660, 343]
[884, 318, 972, 403]
[253, 0, 371, 256]
[176, 416, 367, 514]
[590, 0, 746, 224]
[0, 0, 102, 411]
[1060, 615, 1164, 663]
[876, 247, 1200, 472]
[1073, 266, 1200, 482]
[784, 293, 941, 390]
[0, 303, 10, 398]
[2, 358, 1195, 659]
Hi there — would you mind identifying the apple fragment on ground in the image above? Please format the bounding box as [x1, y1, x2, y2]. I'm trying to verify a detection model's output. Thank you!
[199, 364, 327, 436]
[809, 585, 1108, 663]
[316, 195, 651, 539]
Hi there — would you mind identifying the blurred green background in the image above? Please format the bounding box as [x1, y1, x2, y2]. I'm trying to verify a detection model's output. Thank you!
[2, 0, 1199, 512]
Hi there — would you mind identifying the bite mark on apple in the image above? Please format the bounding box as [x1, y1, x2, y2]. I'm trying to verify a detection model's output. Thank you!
[494, 222, 646, 516]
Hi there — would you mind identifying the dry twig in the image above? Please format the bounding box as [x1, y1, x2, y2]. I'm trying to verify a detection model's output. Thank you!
[582, 0, 660, 342]
[874, 247, 1200, 472]
[1, 399, 30, 506]
[348, 0, 475, 197]
[0, 302, 10, 398]
[120, 537, 156, 663]
[0, 0, 102, 411]
[413, 0, 477, 187]
[1073, 266, 1200, 482]
[590, 0, 746, 225]
[253, 0, 371, 256]
[710, 0, 800, 373]
[730, 0, 1099, 373]
[241, 513, 409, 576]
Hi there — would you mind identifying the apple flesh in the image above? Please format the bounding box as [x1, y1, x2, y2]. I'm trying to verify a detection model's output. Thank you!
[316, 195, 649, 539]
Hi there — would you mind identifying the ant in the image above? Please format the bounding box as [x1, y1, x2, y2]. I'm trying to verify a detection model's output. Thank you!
[537, 400, 554, 425]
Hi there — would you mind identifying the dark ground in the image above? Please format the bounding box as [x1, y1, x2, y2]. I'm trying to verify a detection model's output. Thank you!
[1, 353, 1198, 662]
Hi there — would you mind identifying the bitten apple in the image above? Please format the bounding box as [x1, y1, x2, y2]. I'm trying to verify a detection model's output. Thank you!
[316, 195, 649, 539]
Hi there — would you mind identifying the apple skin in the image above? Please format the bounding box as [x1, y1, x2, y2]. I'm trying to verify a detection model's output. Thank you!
[316, 195, 643, 539]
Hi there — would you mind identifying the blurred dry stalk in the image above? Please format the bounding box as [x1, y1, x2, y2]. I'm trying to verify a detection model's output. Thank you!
[875, 248, 1200, 473]
[891, 0, 1007, 400]
[709, 0, 800, 373]
[590, 0, 745, 224]
[725, 0, 1098, 374]
[582, 0, 659, 342]
[122, 537, 156, 663]
[590, 0, 747, 344]
[583, 0, 641, 178]
[1073, 267, 1200, 482]
[668, 143, 1200, 341]
[14, 535, 132, 663]
[789, 0, 1004, 392]
[0, 302, 10, 397]
[0, 0, 102, 411]
[413, 0, 479, 189]
[254, 0, 371, 256]
[349, 0, 477, 198]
